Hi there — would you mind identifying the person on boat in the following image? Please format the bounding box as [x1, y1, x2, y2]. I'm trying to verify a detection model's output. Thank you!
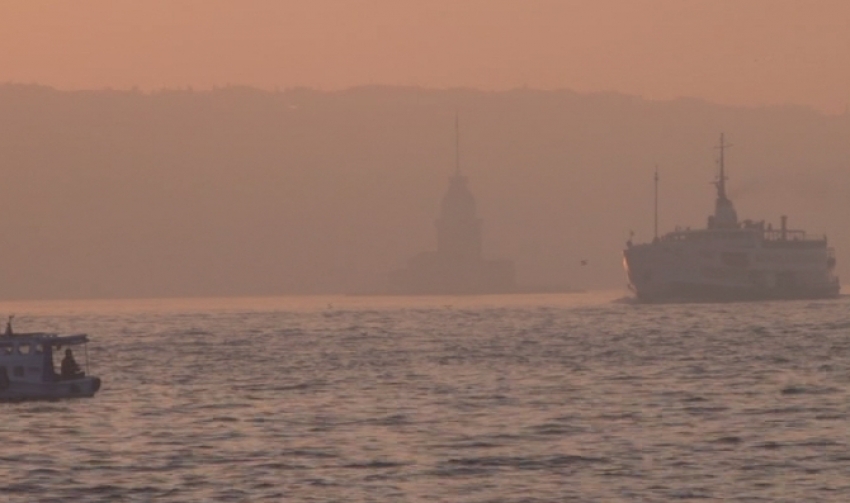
[61, 349, 84, 379]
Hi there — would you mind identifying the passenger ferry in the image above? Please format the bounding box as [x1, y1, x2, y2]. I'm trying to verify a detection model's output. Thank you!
[0, 317, 102, 400]
[623, 134, 840, 303]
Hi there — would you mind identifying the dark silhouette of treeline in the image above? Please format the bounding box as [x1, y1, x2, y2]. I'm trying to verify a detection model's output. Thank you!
[0, 83, 848, 299]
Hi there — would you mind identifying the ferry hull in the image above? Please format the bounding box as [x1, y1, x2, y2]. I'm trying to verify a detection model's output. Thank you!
[624, 245, 840, 304]
[631, 281, 840, 303]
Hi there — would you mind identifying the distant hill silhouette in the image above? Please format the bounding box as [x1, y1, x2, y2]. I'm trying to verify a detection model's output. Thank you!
[0, 83, 847, 300]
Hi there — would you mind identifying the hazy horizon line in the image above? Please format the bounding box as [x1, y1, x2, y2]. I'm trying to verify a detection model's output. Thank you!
[2, 81, 839, 117]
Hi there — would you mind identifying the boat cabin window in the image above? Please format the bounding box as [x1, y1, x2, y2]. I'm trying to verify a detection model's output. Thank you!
[0, 344, 12, 355]
[17, 344, 31, 355]
[33, 343, 44, 354]
[13, 366, 24, 377]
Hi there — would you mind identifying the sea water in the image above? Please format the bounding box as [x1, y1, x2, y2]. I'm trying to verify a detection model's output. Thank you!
[1, 291, 849, 502]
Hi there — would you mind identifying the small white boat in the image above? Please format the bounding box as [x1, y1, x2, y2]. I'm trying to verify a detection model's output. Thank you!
[0, 318, 102, 401]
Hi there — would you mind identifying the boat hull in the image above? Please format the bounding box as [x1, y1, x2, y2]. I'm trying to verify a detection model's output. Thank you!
[0, 376, 101, 401]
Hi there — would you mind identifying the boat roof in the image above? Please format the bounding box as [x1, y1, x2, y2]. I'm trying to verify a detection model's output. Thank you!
[0, 333, 89, 345]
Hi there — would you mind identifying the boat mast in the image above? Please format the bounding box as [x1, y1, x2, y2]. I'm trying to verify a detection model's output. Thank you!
[654, 166, 659, 240]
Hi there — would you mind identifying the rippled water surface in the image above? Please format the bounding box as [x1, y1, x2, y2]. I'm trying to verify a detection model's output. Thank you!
[1, 292, 850, 502]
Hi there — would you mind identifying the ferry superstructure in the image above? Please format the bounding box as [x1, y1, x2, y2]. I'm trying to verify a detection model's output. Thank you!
[623, 134, 840, 303]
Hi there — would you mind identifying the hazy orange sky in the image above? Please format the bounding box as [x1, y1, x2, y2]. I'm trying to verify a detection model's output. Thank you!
[2, 1, 849, 113]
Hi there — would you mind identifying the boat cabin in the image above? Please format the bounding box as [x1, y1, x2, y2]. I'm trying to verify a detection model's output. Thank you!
[0, 333, 91, 386]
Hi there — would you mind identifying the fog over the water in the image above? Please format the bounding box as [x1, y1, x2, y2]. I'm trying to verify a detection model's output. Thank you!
[0, 84, 848, 300]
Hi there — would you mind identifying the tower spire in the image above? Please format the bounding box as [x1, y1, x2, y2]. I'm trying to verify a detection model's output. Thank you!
[654, 165, 659, 240]
[454, 112, 461, 177]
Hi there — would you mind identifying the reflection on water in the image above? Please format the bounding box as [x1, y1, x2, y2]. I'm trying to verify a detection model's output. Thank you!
[0, 291, 848, 502]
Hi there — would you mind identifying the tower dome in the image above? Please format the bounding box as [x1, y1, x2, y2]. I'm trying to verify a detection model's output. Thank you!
[440, 174, 477, 221]
[436, 173, 483, 259]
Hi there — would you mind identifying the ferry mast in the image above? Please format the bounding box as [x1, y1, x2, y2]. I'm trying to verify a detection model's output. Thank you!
[711, 133, 738, 229]
[716, 133, 730, 200]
